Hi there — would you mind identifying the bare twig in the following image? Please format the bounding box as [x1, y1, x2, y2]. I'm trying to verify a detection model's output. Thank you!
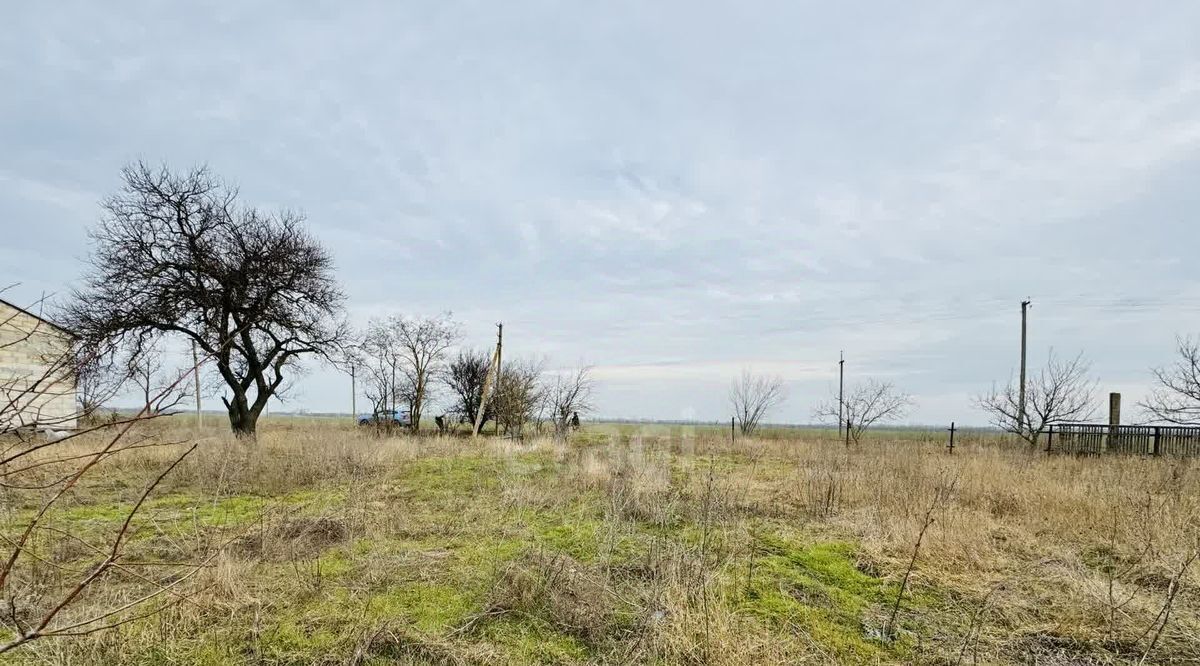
[886, 477, 956, 641]
[1136, 546, 1199, 665]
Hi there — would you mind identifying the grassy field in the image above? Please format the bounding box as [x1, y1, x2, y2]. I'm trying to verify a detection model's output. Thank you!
[2, 420, 1198, 664]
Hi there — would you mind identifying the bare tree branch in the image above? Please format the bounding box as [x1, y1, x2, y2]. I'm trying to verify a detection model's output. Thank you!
[729, 370, 786, 436]
[353, 313, 459, 432]
[545, 367, 593, 440]
[815, 378, 912, 445]
[1140, 336, 1200, 425]
[443, 348, 494, 428]
[977, 350, 1096, 446]
[58, 162, 347, 437]
[0, 290, 213, 655]
[493, 358, 545, 438]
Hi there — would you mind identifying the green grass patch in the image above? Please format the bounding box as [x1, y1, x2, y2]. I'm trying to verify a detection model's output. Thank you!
[738, 532, 906, 660]
[366, 582, 477, 633]
[395, 455, 510, 501]
[260, 616, 345, 661]
[480, 615, 589, 663]
[536, 518, 604, 561]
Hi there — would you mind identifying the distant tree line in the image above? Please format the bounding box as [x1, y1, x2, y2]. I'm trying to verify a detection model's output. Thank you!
[345, 314, 591, 438]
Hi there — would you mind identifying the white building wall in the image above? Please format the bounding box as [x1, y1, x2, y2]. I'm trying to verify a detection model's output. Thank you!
[0, 301, 77, 430]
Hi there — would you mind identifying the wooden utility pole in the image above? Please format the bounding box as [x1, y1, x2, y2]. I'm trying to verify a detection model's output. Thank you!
[838, 351, 845, 440]
[494, 323, 503, 434]
[472, 329, 503, 437]
[191, 341, 202, 430]
[1018, 300, 1031, 434]
[495, 323, 503, 396]
[350, 363, 357, 423]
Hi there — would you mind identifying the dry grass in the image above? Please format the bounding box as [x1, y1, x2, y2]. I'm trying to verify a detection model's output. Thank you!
[2, 421, 1198, 664]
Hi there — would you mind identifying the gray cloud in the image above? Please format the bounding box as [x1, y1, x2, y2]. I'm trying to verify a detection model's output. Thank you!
[4, 1, 1200, 424]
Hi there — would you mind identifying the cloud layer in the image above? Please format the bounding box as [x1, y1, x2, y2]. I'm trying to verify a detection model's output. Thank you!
[4, 2, 1200, 424]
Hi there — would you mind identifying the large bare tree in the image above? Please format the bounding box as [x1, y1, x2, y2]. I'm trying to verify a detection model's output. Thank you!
[729, 370, 787, 435]
[977, 350, 1096, 447]
[61, 163, 346, 437]
[394, 313, 458, 431]
[815, 378, 912, 445]
[1141, 336, 1200, 425]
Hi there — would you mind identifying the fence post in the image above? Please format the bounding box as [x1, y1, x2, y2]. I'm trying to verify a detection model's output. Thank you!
[1045, 424, 1053, 453]
[1153, 426, 1161, 456]
[947, 422, 955, 454]
[731, 417, 735, 445]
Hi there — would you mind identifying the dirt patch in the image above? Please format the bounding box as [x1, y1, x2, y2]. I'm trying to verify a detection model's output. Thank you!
[275, 516, 349, 545]
[233, 516, 349, 558]
[479, 551, 618, 645]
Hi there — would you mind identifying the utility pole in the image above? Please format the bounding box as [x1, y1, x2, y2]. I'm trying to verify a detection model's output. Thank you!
[495, 323, 503, 398]
[191, 341, 202, 430]
[473, 342, 501, 437]
[350, 363, 357, 423]
[838, 351, 845, 440]
[495, 323, 503, 435]
[1018, 299, 1031, 435]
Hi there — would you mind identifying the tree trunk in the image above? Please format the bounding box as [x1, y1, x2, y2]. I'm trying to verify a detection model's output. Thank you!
[229, 409, 258, 437]
[410, 379, 424, 433]
[224, 389, 262, 438]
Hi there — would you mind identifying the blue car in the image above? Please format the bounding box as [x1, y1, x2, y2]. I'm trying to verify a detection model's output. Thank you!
[357, 409, 411, 427]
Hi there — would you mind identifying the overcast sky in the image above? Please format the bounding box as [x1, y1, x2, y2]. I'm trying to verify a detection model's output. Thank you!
[4, 2, 1200, 425]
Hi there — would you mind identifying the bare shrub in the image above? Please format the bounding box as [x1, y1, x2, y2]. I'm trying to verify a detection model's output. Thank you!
[493, 359, 545, 438]
[545, 367, 593, 439]
[1, 294, 206, 653]
[351, 321, 405, 417]
[479, 551, 617, 644]
[391, 313, 458, 431]
[443, 348, 492, 428]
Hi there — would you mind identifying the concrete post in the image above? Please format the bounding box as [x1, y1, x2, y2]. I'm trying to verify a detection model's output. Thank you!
[1108, 392, 1121, 452]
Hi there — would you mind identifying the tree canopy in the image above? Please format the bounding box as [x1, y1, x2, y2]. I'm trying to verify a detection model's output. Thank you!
[62, 163, 346, 436]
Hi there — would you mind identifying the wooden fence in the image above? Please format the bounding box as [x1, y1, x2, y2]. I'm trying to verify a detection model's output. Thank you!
[1046, 423, 1200, 457]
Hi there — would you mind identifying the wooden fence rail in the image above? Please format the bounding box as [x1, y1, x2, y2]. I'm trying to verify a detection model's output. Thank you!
[1046, 423, 1200, 457]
